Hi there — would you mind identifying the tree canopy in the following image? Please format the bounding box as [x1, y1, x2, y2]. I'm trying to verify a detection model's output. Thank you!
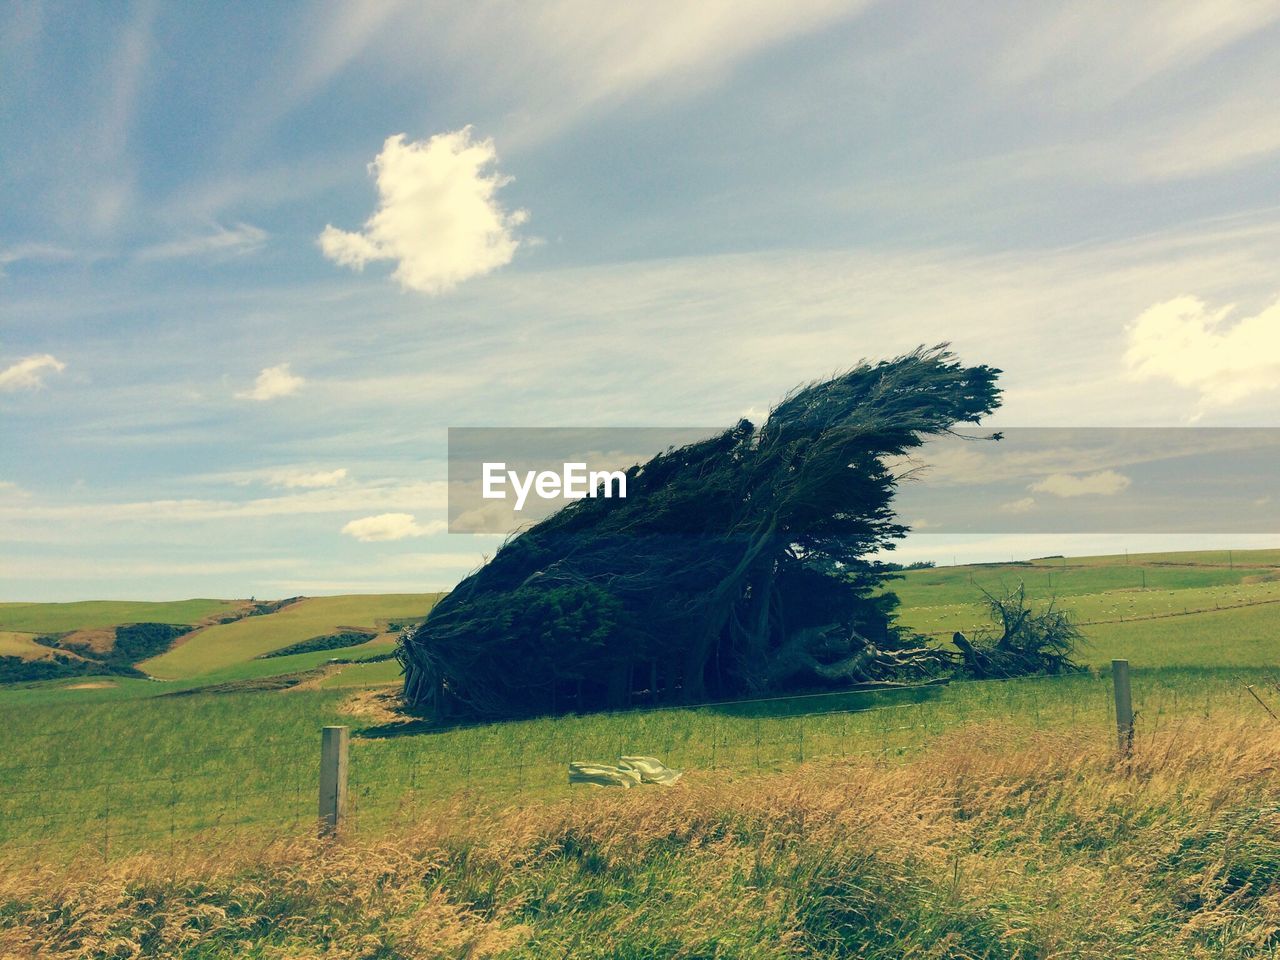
[400, 346, 1005, 720]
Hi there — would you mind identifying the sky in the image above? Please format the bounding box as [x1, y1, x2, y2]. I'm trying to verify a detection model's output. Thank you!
[3, 0, 1280, 601]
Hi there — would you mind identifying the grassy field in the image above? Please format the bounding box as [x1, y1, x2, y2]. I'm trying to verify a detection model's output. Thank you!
[0, 630, 50, 660]
[139, 593, 438, 679]
[890, 555, 1280, 659]
[3, 716, 1277, 958]
[1, 550, 1277, 854]
[4, 656, 1269, 842]
[1, 548, 1278, 955]
[0, 598, 246, 634]
[890, 557, 1279, 617]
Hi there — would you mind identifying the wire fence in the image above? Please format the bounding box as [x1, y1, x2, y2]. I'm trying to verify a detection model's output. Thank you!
[0, 666, 1270, 863]
[0, 736, 316, 861]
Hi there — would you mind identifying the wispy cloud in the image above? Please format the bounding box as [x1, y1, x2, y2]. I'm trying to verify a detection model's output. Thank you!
[320, 129, 526, 294]
[269, 468, 348, 489]
[235, 0, 415, 147]
[248, 1, 870, 149]
[235, 363, 304, 401]
[0, 354, 66, 392]
[1126, 295, 1280, 410]
[988, 3, 1280, 110]
[484, 0, 872, 137]
[1029, 470, 1131, 498]
[0, 243, 76, 274]
[137, 222, 267, 261]
[341, 512, 445, 542]
[76, 2, 158, 235]
[1000, 497, 1037, 514]
[0, 481, 447, 524]
[0, 556, 300, 580]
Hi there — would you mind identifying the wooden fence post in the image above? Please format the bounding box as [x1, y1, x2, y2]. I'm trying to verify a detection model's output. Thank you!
[1111, 659, 1133, 753]
[319, 725, 349, 837]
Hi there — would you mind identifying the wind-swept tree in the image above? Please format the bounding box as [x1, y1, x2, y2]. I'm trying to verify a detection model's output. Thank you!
[400, 347, 1004, 720]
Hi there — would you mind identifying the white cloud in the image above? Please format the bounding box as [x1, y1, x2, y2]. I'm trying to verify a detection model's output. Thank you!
[319, 129, 527, 294]
[0, 354, 66, 392]
[0, 243, 76, 275]
[0, 480, 447, 524]
[0, 481, 26, 500]
[137, 222, 267, 261]
[341, 512, 445, 542]
[251, 2, 868, 150]
[1125, 296, 1280, 409]
[269, 467, 348, 489]
[236, 363, 305, 400]
[487, 1, 870, 137]
[0, 557, 299, 580]
[1029, 470, 1131, 498]
[1000, 497, 1037, 514]
[989, 3, 1280, 111]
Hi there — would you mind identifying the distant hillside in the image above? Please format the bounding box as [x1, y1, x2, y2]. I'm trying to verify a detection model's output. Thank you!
[0, 593, 441, 690]
[0, 598, 247, 634]
[140, 593, 437, 680]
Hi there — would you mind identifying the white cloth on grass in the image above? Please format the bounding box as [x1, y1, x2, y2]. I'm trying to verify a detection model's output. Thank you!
[619, 756, 683, 785]
[568, 756, 682, 788]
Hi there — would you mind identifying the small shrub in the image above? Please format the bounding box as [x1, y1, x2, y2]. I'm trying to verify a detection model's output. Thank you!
[258, 631, 377, 659]
[951, 582, 1084, 679]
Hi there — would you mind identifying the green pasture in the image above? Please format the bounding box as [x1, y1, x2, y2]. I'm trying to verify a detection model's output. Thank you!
[317, 656, 404, 688]
[889, 555, 1278, 610]
[139, 593, 438, 679]
[897, 577, 1280, 640]
[1026, 547, 1280, 568]
[1, 548, 1277, 860]
[0, 659, 1269, 861]
[0, 598, 245, 634]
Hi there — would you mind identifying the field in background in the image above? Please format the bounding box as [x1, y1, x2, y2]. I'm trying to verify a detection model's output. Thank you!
[0, 593, 441, 691]
[4, 549, 1278, 693]
[890, 551, 1280, 669]
[0, 598, 245, 635]
[892, 551, 1280, 633]
[0, 631, 53, 660]
[139, 593, 437, 679]
[0, 548, 1277, 866]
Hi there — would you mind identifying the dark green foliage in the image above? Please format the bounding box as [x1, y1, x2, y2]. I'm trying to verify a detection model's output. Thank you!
[328, 651, 397, 664]
[112, 622, 192, 662]
[402, 347, 1011, 720]
[0, 655, 106, 683]
[248, 597, 304, 617]
[257, 631, 376, 659]
[950, 583, 1085, 679]
[215, 598, 304, 625]
[0, 651, 142, 683]
[0, 622, 191, 684]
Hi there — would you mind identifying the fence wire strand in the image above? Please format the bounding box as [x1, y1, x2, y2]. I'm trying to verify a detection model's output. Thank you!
[0, 670, 1253, 862]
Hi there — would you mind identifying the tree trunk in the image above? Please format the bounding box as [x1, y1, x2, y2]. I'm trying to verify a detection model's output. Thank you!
[606, 660, 630, 709]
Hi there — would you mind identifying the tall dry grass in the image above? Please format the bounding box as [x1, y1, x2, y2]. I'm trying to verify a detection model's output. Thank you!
[2, 716, 1277, 959]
